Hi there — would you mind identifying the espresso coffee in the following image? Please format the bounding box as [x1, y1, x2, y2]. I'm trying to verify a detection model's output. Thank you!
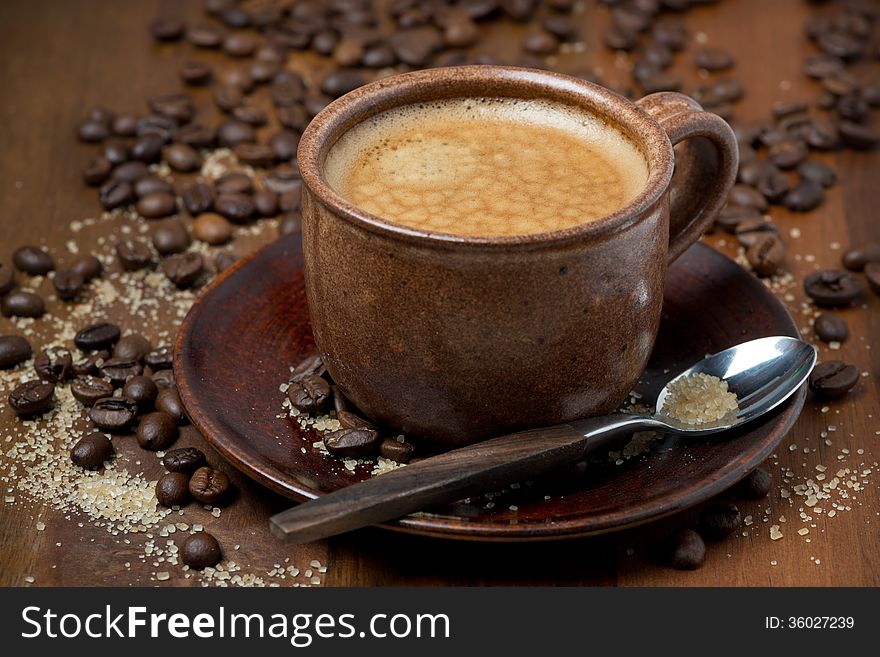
[325, 97, 649, 237]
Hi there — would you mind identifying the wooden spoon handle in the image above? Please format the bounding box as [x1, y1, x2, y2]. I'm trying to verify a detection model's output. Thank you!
[269, 414, 645, 544]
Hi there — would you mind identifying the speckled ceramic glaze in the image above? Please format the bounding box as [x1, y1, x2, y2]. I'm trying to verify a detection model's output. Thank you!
[298, 66, 738, 448]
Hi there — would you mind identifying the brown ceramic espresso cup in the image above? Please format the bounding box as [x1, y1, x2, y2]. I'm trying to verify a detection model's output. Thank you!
[298, 66, 738, 448]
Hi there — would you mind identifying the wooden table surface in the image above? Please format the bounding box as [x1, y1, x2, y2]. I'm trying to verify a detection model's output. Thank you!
[0, 0, 877, 587]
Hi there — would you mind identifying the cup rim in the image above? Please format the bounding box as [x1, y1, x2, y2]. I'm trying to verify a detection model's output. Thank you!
[298, 65, 675, 249]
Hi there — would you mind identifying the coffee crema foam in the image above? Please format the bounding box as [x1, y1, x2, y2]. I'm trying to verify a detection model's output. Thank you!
[325, 98, 649, 237]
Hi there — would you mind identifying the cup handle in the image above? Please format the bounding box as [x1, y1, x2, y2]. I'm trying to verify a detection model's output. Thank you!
[636, 92, 739, 264]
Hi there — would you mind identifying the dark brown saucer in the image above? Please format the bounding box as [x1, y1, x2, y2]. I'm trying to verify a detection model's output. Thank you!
[175, 235, 806, 541]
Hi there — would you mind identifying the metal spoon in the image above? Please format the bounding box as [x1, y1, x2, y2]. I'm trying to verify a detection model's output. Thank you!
[270, 336, 816, 543]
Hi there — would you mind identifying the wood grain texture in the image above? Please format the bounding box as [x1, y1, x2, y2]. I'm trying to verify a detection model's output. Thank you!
[0, 0, 877, 586]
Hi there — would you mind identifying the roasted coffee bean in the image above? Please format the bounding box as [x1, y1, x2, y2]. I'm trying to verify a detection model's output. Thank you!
[152, 220, 191, 255]
[803, 53, 843, 79]
[841, 243, 880, 271]
[213, 83, 244, 113]
[276, 105, 309, 132]
[78, 119, 109, 142]
[145, 346, 173, 371]
[803, 270, 862, 306]
[111, 160, 150, 183]
[390, 26, 442, 66]
[52, 269, 84, 301]
[270, 71, 305, 107]
[797, 160, 836, 188]
[70, 431, 115, 469]
[156, 472, 190, 507]
[279, 187, 302, 213]
[320, 69, 366, 98]
[179, 60, 212, 86]
[68, 255, 102, 283]
[215, 193, 255, 223]
[732, 467, 772, 500]
[325, 427, 381, 458]
[163, 447, 206, 475]
[9, 380, 54, 416]
[1, 291, 45, 318]
[189, 466, 230, 504]
[522, 28, 558, 54]
[784, 180, 824, 212]
[0, 335, 32, 369]
[13, 246, 54, 276]
[287, 374, 330, 413]
[151, 16, 184, 41]
[99, 179, 134, 210]
[214, 252, 238, 272]
[838, 120, 879, 149]
[0, 262, 14, 296]
[809, 360, 860, 399]
[304, 94, 333, 118]
[181, 532, 221, 569]
[698, 503, 741, 540]
[188, 23, 225, 48]
[163, 143, 202, 172]
[152, 369, 175, 389]
[122, 376, 158, 411]
[864, 262, 880, 295]
[265, 167, 300, 195]
[136, 411, 179, 450]
[268, 130, 299, 161]
[337, 410, 376, 431]
[223, 32, 256, 57]
[379, 437, 415, 463]
[291, 353, 326, 383]
[254, 191, 279, 217]
[814, 313, 847, 343]
[767, 138, 808, 170]
[72, 350, 109, 377]
[746, 234, 785, 277]
[694, 47, 734, 71]
[182, 182, 214, 215]
[232, 104, 268, 126]
[193, 213, 233, 245]
[249, 58, 280, 83]
[639, 73, 682, 94]
[734, 216, 777, 247]
[112, 114, 138, 137]
[233, 142, 276, 167]
[837, 93, 869, 122]
[156, 387, 187, 422]
[136, 191, 177, 219]
[334, 36, 366, 65]
[100, 357, 143, 385]
[130, 133, 165, 164]
[727, 184, 768, 212]
[668, 528, 705, 570]
[83, 156, 112, 185]
[221, 67, 256, 94]
[148, 93, 195, 124]
[217, 120, 255, 147]
[116, 239, 153, 271]
[71, 376, 114, 407]
[34, 347, 73, 383]
[75, 322, 120, 351]
[114, 334, 151, 362]
[177, 122, 216, 148]
[753, 169, 789, 203]
[161, 253, 204, 289]
[215, 172, 253, 195]
[102, 138, 129, 166]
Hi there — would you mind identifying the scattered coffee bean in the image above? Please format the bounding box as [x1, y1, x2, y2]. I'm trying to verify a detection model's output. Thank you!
[809, 360, 860, 399]
[102, 138, 129, 166]
[841, 243, 880, 271]
[13, 246, 55, 275]
[112, 114, 138, 137]
[694, 47, 734, 71]
[162, 447, 206, 475]
[337, 410, 375, 431]
[233, 142, 276, 167]
[164, 143, 203, 173]
[254, 190, 279, 217]
[767, 138, 808, 169]
[0, 335, 32, 369]
[152, 369, 175, 389]
[668, 528, 705, 570]
[151, 16, 185, 42]
[72, 349, 109, 377]
[134, 175, 173, 199]
[797, 160, 836, 188]
[179, 60, 213, 85]
[136, 411, 179, 450]
[34, 347, 73, 383]
[224, 32, 256, 57]
[152, 220, 191, 255]
[217, 120, 255, 147]
[114, 334, 152, 362]
[181, 532, 222, 569]
[130, 133, 165, 164]
[116, 239, 153, 271]
[100, 357, 143, 386]
[193, 213, 234, 245]
[379, 437, 415, 463]
[66, 255, 101, 283]
[0, 262, 15, 295]
[161, 252, 204, 289]
[70, 431, 115, 469]
[698, 502, 742, 540]
[287, 374, 330, 413]
[189, 466, 230, 504]
[156, 387, 187, 422]
[320, 69, 367, 97]
[814, 313, 848, 343]
[215, 172, 253, 195]
[52, 269, 85, 300]
[8, 379, 54, 416]
[214, 193, 255, 223]
[156, 472, 191, 507]
[746, 233, 786, 277]
[75, 322, 121, 351]
[734, 216, 777, 247]
[71, 376, 114, 407]
[122, 375, 158, 411]
[390, 26, 443, 65]
[182, 182, 214, 215]
[727, 184, 768, 212]
[111, 160, 150, 183]
[1, 291, 45, 318]
[136, 191, 177, 219]
[325, 427, 381, 458]
[732, 467, 772, 500]
[803, 270, 862, 306]
[177, 122, 216, 148]
[866, 262, 880, 296]
[187, 23, 225, 48]
[838, 120, 879, 149]
[145, 346, 174, 371]
[784, 179, 824, 212]
[268, 130, 299, 161]
[291, 353, 326, 382]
